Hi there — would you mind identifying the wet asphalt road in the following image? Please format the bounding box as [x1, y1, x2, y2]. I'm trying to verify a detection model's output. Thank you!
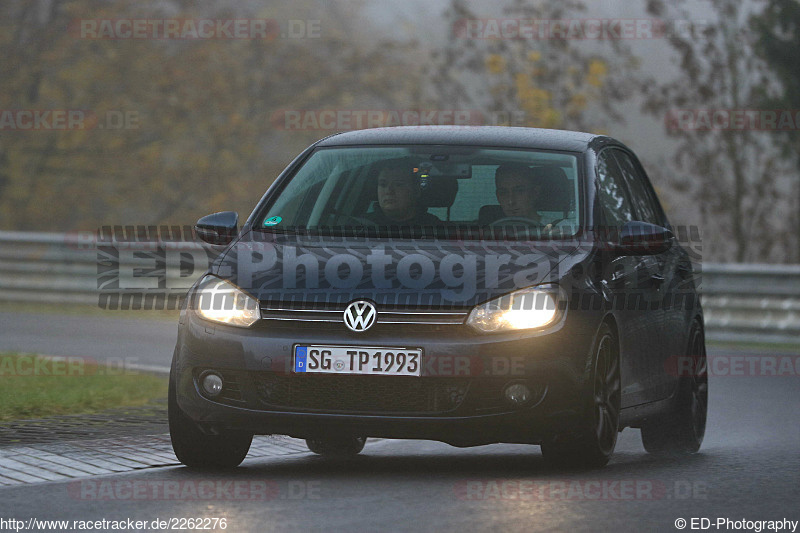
[0, 312, 799, 532]
[0, 311, 177, 371]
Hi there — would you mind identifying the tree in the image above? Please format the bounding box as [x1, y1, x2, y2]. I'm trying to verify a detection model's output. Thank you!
[641, 0, 797, 263]
[0, 0, 424, 231]
[750, 0, 800, 262]
[426, 0, 639, 133]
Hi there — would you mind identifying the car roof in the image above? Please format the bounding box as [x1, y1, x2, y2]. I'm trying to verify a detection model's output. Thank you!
[315, 126, 606, 152]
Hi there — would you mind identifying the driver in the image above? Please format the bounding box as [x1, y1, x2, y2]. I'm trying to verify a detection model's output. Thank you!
[365, 163, 441, 226]
[494, 163, 543, 224]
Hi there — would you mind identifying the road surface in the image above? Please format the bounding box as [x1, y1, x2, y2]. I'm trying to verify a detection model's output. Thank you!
[0, 311, 798, 532]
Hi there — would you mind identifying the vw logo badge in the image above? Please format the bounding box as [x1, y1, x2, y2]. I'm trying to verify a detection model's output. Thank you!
[343, 300, 377, 332]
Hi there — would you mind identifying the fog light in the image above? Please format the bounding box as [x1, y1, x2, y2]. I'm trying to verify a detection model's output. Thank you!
[504, 383, 532, 405]
[201, 373, 223, 397]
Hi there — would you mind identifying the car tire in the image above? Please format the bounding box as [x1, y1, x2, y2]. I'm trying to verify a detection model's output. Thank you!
[641, 320, 707, 455]
[306, 436, 367, 457]
[168, 367, 253, 468]
[541, 322, 621, 469]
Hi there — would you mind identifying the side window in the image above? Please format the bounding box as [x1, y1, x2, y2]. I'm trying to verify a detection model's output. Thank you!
[595, 150, 635, 227]
[612, 150, 663, 225]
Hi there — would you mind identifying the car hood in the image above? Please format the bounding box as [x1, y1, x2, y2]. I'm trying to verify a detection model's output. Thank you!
[213, 230, 588, 308]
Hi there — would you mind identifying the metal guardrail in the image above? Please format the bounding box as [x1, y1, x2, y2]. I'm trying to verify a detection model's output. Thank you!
[0, 231, 798, 345]
[697, 263, 800, 344]
[0, 230, 207, 306]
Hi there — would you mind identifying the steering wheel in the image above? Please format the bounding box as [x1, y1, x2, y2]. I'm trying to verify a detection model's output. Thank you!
[488, 216, 543, 228]
[328, 213, 379, 227]
[489, 217, 559, 237]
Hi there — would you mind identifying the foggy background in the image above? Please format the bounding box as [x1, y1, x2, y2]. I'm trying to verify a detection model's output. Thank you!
[1, 0, 798, 264]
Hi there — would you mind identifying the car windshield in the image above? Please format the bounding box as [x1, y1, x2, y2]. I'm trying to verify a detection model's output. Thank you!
[258, 145, 581, 240]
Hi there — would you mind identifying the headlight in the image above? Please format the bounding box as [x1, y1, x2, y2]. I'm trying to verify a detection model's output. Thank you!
[467, 285, 565, 333]
[192, 275, 259, 328]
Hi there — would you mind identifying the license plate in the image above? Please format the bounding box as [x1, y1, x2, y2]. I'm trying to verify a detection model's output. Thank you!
[293, 345, 422, 376]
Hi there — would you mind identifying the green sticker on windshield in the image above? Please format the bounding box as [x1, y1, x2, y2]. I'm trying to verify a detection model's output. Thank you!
[263, 216, 282, 226]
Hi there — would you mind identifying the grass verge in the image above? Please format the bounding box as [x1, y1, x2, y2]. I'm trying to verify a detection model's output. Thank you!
[0, 352, 168, 421]
[706, 339, 800, 354]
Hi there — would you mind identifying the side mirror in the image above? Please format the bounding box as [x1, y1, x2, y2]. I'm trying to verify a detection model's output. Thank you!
[195, 211, 239, 245]
[615, 221, 673, 255]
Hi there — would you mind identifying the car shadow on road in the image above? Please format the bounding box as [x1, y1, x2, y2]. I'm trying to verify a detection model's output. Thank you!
[163, 443, 716, 482]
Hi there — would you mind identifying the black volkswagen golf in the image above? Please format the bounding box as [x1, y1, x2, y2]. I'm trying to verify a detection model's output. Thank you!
[169, 126, 707, 468]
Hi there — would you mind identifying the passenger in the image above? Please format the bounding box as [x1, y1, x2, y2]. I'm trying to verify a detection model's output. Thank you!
[365, 164, 441, 225]
[494, 163, 543, 223]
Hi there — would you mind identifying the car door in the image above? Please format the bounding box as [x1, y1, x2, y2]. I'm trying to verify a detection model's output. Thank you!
[611, 149, 685, 400]
[594, 148, 661, 407]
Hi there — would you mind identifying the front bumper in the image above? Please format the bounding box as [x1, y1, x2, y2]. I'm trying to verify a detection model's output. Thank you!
[173, 310, 598, 446]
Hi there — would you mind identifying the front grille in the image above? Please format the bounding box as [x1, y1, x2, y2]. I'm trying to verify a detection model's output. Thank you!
[253, 373, 470, 415]
[259, 301, 469, 326]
